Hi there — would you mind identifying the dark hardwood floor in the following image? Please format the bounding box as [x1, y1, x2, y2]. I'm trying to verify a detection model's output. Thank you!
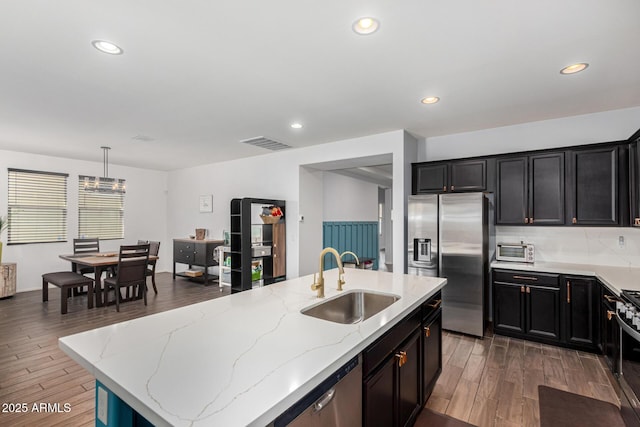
[0, 273, 230, 426]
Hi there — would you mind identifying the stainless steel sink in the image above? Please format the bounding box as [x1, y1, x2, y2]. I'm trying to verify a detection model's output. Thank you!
[301, 290, 400, 324]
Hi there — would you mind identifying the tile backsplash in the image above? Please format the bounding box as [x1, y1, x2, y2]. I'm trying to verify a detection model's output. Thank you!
[495, 227, 640, 268]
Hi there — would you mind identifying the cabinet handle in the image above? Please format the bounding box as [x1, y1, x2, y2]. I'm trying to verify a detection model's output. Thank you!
[451, 185, 455, 191]
[427, 299, 442, 309]
[524, 217, 529, 224]
[424, 326, 431, 337]
[513, 275, 538, 281]
[604, 294, 620, 303]
[572, 217, 577, 224]
[567, 281, 571, 303]
[395, 351, 407, 367]
[443, 186, 447, 192]
[526, 286, 531, 294]
[530, 217, 534, 224]
[607, 310, 616, 321]
[520, 286, 525, 293]
[635, 218, 640, 226]
[273, 254, 277, 258]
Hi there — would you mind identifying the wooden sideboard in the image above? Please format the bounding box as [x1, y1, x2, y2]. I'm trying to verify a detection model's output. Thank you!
[172, 239, 224, 284]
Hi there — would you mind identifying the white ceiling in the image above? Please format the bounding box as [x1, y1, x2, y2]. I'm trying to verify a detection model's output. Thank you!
[1, 1, 639, 171]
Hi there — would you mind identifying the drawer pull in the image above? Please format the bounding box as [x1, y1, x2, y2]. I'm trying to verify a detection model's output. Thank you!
[520, 286, 525, 293]
[567, 281, 571, 303]
[395, 351, 407, 368]
[424, 326, 431, 337]
[526, 286, 531, 294]
[513, 275, 538, 281]
[451, 185, 455, 191]
[572, 217, 577, 224]
[607, 310, 616, 321]
[427, 299, 442, 309]
[530, 217, 534, 224]
[524, 217, 529, 224]
[604, 294, 620, 303]
[443, 186, 447, 192]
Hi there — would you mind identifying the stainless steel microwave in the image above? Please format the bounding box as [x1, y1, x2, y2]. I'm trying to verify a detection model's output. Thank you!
[496, 243, 535, 263]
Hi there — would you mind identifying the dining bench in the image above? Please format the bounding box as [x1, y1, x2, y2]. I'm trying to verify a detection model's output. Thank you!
[42, 272, 94, 314]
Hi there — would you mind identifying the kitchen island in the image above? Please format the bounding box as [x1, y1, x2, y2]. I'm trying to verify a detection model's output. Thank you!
[59, 268, 446, 426]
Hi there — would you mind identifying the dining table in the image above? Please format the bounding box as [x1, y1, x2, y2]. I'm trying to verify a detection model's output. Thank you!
[59, 252, 159, 307]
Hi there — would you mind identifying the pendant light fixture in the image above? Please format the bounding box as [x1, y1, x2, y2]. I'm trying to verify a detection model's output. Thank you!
[81, 146, 126, 194]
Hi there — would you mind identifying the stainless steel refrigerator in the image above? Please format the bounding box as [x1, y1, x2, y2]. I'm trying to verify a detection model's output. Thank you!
[408, 193, 493, 338]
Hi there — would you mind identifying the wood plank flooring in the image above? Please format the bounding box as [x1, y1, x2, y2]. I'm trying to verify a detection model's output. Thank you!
[427, 331, 621, 427]
[0, 273, 230, 426]
[0, 275, 622, 427]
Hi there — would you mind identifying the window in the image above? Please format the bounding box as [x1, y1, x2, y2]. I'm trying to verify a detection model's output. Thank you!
[78, 176, 125, 239]
[7, 169, 68, 244]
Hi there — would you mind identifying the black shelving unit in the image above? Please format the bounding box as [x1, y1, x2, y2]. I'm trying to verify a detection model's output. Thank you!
[230, 198, 286, 293]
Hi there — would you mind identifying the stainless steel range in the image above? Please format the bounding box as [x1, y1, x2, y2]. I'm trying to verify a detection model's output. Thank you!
[612, 290, 640, 426]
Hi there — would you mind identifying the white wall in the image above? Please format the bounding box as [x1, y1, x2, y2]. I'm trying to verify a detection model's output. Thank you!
[0, 149, 168, 292]
[167, 130, 414, 279]
[419, 106, 640, 161]
[322, 173, 378, 222]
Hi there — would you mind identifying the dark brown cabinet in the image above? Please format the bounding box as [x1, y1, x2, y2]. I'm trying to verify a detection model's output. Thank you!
[363, 292, 443, 427]
[564, 276, 599, 350]
[493, 270, 561, 344]
[413, 164, 448, 193]
[569, 146, 619, 225]
[496, 152, 565, 225]
[413, 160, 486, 194]
[172, 239, 222, 284]
[421, 303, 442, 403]
[493, 269, 602, 352]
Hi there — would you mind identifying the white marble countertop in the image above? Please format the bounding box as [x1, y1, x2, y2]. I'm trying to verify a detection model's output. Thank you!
[59, 269, 446, 427]
[491, 261, 640, 295]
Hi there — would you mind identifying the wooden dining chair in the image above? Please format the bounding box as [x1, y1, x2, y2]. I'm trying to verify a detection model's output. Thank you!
[137, 240, 161, 294]
[73, 238, 100, 276]
[104, 244, 150, 312]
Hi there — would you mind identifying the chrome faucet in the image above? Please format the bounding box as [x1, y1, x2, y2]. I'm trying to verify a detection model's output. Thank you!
[311, 247, 345, 298]
[340, 251, 359, 266]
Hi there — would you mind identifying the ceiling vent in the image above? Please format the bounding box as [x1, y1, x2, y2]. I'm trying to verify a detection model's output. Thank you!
[240, 136, 291, 151]
[131, 134, 155, 142]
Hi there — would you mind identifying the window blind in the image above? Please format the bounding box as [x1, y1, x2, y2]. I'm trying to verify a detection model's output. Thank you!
[7, 169, 68, 244]
[78, 176, 125, 239]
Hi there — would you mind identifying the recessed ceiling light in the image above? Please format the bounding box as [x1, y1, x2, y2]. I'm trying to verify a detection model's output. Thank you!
[352, 17, 380, 35]
[420, 96, 440, 105]
[560, 63, 588, 75]
[91, 40, 123, 55]
[290, 123, 303, 129]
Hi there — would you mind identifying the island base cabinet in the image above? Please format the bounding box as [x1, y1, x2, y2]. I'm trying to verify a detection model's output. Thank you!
[363, 328, 421, 427]
[422, 310, 442, 404]
[95, 380, 153, 427]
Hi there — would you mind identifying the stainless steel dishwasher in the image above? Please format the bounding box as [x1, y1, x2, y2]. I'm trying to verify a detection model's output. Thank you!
[273, 355, 362, 427]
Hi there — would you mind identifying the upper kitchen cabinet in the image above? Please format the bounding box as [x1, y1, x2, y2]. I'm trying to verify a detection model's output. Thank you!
[496, 152, 565, 225]
[413, 159, 488, 194]
[413, 163, 447, 193]
[568, 145, 628, 226]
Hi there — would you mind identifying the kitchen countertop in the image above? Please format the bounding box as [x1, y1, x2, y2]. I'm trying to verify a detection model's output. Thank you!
[491, 261, 640, 294]
[59, 269, 446, 427]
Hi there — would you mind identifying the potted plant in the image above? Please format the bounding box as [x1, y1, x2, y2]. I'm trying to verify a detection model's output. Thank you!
[0, 216, 7, 264]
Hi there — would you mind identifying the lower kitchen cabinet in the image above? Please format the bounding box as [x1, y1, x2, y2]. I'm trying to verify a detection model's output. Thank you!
[564, 276, 599, 350]
[493, 269, 600, 352]
[363, 292, 442, 427]
[526, 285, 561, 341]
[363, 323, 421, 427]
[422, 309, 442, 403]
[601, 284, 620, 372]
[493, 270, 561, 345]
